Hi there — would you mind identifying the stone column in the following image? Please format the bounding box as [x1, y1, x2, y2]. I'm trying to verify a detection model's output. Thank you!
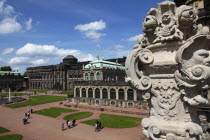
[116, 88, 119, 100]
[74, 88, 76, 97]
[125, 1, 210, 139]
[100, 88, 103, 99]
[108, 88, 110, 99]
[85, 88, 88, 98]
[80, 88, 82, 97]
[93, 87, 95, 98]
[134, 90, 137, 101]
[124, 89, 128, 101]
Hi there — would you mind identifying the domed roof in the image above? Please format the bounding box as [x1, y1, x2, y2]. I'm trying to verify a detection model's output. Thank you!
[84, 59, 125, 70]
[63, 55, 77, 60]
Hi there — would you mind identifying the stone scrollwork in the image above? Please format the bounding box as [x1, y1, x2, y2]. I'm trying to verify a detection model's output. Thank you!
[126, 1, 210, 139]
[175, 35, 210, 89]
[125, 47, 153, 91]
[138, 49, 154, 64]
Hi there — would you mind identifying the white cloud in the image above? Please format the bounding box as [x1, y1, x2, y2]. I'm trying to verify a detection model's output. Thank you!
[0, 18, 22, 34]
[114, 44, 124, 50]
[0, 0, 32, 34]
[16, 43, 80, 57]
[74, 20, 106, 40]
[0, 0, 14, 17]
[1, 48, 14, 55]
[8, 57, 48, 66]
[127, 35, 140, 42]
[79, 54, 95, 61]
[25, 17, 32, 30]
[74, 20, 106, 32]
[84, 31, 106, 40]
[16, 43, 95, 62]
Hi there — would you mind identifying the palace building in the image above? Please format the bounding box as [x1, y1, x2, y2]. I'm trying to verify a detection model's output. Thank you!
[73, 57, 147, 109]
[26, 55, 147, 109]
[0, 71, 24, 92]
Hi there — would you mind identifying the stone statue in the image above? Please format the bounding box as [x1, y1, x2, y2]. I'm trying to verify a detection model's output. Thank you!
[125, 1, 210, 139]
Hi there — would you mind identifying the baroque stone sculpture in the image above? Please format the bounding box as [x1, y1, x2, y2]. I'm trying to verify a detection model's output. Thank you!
[125, 1, 210, 139]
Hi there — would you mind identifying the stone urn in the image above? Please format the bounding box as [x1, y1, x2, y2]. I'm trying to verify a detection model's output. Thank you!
[125, 1, 210, 139]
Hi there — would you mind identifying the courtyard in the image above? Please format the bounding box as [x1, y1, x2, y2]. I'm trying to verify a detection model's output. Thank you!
[0, 92, 148, 140]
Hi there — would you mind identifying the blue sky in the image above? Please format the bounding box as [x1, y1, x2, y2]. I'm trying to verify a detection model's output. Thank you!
[0, 0, 168, 73]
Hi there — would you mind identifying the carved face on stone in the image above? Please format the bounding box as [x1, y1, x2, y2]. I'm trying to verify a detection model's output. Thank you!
[162, 11, 171, 24]
[184, 49, 210, 81]
[191, 50, 210, 67]
[143, 15, 157, 32]
[178, 5, 196, 27]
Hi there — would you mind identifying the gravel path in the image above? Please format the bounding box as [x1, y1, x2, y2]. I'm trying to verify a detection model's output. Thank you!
[0, 101, 148, 140]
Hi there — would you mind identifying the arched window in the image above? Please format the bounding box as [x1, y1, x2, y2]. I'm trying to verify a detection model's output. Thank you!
[128, 102, 133, 108]
[127, 89, 134, 100]
[82, 88, 86, 97]
[76, 88, 80, 97]
[69, 71, 73, 78]
[110, 88, 116, 99]
[102, 88, 108, 99]
[111, 101, 115, 106]
[118, 89, 124, 100]
[88, 88, 93, 98]
[78, 72, 81, 78]
[95, 100, 100, 105]
[85, 73, 89, 80]
[95, 88, 100, 98]
[96, 72, 100, 80]
[90, 73, 94, 80]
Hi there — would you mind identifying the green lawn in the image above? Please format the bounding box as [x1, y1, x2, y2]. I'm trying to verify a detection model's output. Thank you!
[81, 113, 142, 128]
[0, 127, 9, 133]
[5, 95, 65, 108]
[0, 134, 23, 140]
[27, 89, 46, 93]
[34, 107, 78, 118]
[0, 93, 26, 96]
[59, 91, 73, 95]
[63, 112, 93, 120]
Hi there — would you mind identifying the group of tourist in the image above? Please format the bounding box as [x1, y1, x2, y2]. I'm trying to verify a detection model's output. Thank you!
[23, 108, 33, 125]
[61, 120, 76, 131]
[95, 120, 102, 132]
[100, 106, 104, 111]
[59, 101, 78, 108]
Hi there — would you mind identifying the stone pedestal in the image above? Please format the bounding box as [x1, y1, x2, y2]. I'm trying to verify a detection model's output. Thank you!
[125, 1, 210, 139]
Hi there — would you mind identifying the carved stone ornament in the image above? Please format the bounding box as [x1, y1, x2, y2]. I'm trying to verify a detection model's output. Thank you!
[125, 1, 210, 139]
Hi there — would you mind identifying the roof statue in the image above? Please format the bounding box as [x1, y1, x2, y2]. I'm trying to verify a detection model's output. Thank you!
[125, 1, 210, 139]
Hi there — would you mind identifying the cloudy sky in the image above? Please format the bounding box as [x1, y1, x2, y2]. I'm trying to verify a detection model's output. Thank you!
[0, 0, 168, 73]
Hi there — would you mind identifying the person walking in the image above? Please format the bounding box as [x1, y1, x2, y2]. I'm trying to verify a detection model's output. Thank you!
[61, 122, 64, 131]
[66, 120, 69, 128]
[95, 120, 99, 132]
[72, 120, 76, 127]
[98, 121, 102, 130]
[68, 121, 71, 129]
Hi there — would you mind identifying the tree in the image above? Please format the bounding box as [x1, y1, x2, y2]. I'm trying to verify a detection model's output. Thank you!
[0, 66, 12, 71]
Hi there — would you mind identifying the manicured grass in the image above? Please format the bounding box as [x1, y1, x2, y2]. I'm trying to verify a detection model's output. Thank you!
[0, 127, 9, 133]
[0, 93, 26, 96]
[81, 113, 142, 128]
[5, 95, 65, 108]
[34, 107, 78, 118]
[0, 134, 23, 140]
[27, 89, 46, 93]
[59, 91, 73, 95]
[63, 112, 93, 120]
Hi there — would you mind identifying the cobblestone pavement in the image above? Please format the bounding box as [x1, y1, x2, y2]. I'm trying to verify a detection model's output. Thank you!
[0, 100, 148, 140]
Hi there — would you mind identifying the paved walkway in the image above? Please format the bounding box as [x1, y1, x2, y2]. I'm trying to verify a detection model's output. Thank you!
[0, 101, 148, 140]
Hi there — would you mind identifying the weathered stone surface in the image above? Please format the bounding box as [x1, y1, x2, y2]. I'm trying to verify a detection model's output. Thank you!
[125, 1, 210, 139]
